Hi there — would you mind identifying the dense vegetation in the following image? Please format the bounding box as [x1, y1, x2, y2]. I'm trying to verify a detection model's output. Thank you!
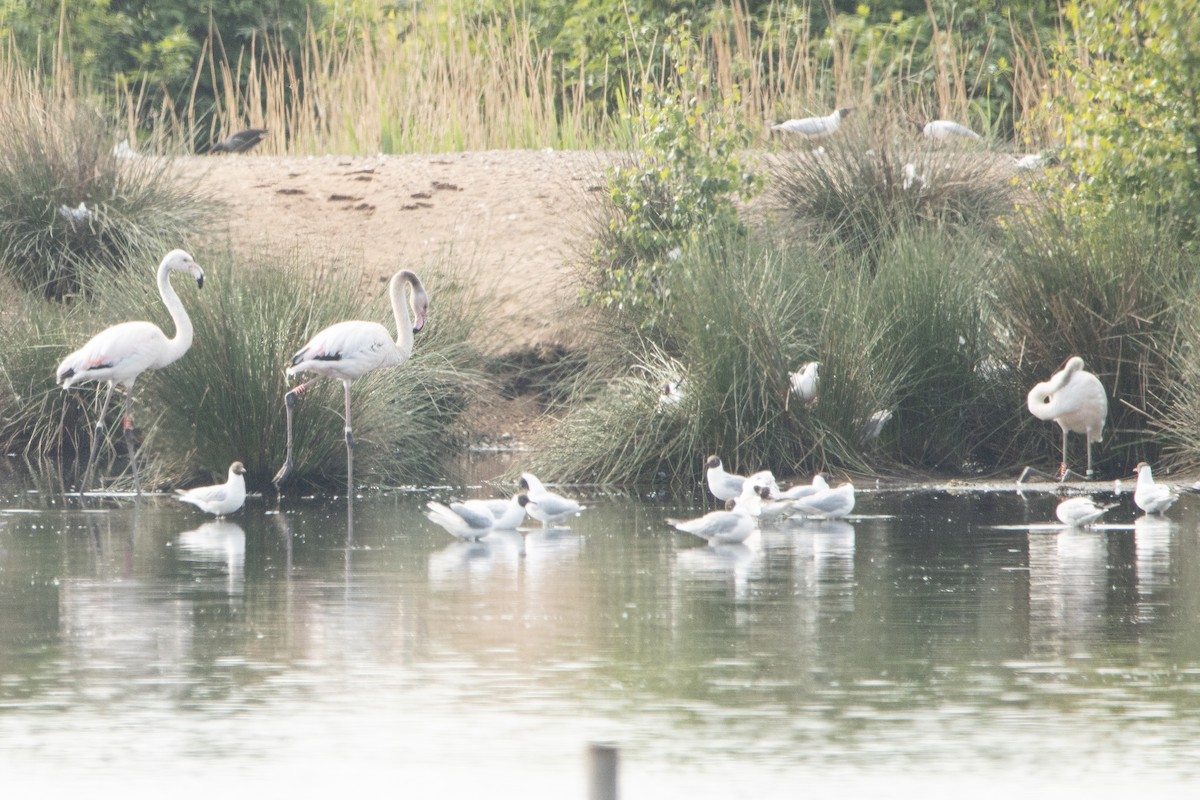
[1, 0, 1199, 489]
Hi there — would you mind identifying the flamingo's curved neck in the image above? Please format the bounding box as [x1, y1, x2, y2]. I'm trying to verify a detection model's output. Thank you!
[158, 262, 193, 365]
[389, 271, 416, 358]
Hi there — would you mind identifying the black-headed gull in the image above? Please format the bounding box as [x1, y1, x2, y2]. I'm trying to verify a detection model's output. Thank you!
[519, 472, 585, 526]
[667, 486, 769, 545]
[704, 455, 777, 503]
[175, 461, 247, 517]
[771, 108, 854, 140]
[913, 119, 982, 140]
[790, 480, 856, 520]
[1055, 496, 1116, 527]
[1133, 462, 1179, 515]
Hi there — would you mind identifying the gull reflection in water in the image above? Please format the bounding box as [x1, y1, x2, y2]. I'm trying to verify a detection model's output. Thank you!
[673, 539, 764, 601]
[1134, 514, 1175, 613]
[1027, 526, 1107, 656]
[177, 520, 246, 595]
[428, 530, 524, 592]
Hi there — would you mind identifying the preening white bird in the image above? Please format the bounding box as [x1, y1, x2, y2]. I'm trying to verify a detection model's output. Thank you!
[472, 494, 527, 530]
[791, 480, 856, 520]
[425, 500, 496, 541]
[913, 119, 982, 141]
[771, 108, 854, 140]
[789, 361, 820, 405]
[1026, 356, 1108, 479]
[1133, 462, 1180, 515]
[667, 486, 769, 545]
[519, 473, 584, 526]
[273, 269, 429, 491]
[176, 462, 247, 517]
[1055, 496, 1115, 527]
[57, 249, 204, 494]
[704, 455, 778, 503]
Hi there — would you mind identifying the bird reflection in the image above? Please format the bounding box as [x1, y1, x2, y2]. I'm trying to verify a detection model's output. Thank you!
[673, 542, 762, 601]
[1027, 527, 1107, 656]
[177, 520, 246, 595]
[427, 532, 523, 592]
[1134, 514, 1174, 604]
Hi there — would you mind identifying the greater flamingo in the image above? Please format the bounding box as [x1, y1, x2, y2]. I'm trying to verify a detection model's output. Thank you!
[771, 108, 855, 140]
[57, 249, 204, 494]
[176, 461, 247, 517]
[1025, 356, 1108, 480]
[272, 269, 429, 490]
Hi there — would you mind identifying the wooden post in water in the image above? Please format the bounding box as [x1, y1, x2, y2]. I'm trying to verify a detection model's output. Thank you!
[586, 742, 619, 800]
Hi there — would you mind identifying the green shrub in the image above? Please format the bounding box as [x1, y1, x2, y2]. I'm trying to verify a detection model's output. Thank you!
[769, 131, 1013, 265]
[1051, 0, 1200, 240]
[584, 36, 762, 328]
[0, 92, 214, 299]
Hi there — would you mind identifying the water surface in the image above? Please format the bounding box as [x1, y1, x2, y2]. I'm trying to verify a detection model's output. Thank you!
[2, 480, 1199, 797]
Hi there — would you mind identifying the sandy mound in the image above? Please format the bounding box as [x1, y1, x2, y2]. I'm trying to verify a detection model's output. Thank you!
[180, 149, 614, 353]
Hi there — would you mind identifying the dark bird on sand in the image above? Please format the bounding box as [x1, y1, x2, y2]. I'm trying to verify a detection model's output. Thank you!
[210, 129, 268, 154]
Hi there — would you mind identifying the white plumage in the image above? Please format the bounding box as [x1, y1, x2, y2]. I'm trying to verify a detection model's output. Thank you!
[1055, 496, 1115, 527]
[667, 485, 767, 545]
[519, 473, 584, 526]
[1133, 462, 1179, 515]
[915, 119, 982, 140]
[791, 480, 856, 520]
[772, 108, 854, 140]
[704, 455, 777, 503]
[425, 500, 497, 541]
[57, 249, 204, 493]
[176, 462, 247, 517]
[273, 269, 429, 490]
[776, 473, 829, 501]
[1026, 356, 1108, 479]
[789, 361, 820, 404]
[472, 494, 527, 530]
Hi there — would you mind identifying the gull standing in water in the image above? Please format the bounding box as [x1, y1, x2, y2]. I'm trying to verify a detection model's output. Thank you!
[790, 479, 856, 520]
[519, 473, 584, 527]
[667, 485, 769, 545]
[1133, 462, 1180, 515]
[57, 249, 205, 494]
[1055, 496, 1115, 527]
[176, 462, 247, 517]
[273, 269, 429, 491]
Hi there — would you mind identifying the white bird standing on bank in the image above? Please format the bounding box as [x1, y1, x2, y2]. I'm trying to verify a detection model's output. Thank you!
[273, 269, 429, 491]
[791, 480, 856, 520]
[789, 361, 820, 405]
[176, 462, 247, 517]
[57, 249, 205, 495]
[1055, 496, 1115, 527]
[425, 500, 497, 541]
[1026, 356, 1108, 479]
[772, 108, 854, 140]
[667, 485, 769, 545]
[1133, 462, 1180, 515]
[519, 473, 584, 527]
[913, 119, 982, 141]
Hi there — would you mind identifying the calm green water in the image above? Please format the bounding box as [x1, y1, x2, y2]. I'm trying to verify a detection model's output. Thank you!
[2, 475, 1200, 797]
